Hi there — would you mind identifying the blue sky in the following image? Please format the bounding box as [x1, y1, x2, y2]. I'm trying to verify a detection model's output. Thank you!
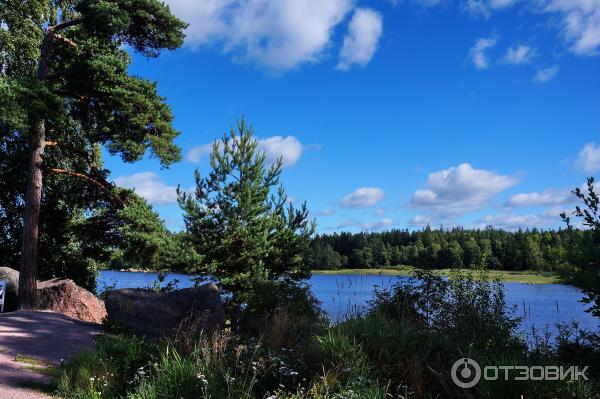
[108, 0, 600, 232]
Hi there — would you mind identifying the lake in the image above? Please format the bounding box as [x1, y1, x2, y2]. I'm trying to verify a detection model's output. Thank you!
[98, 270, 598, 336]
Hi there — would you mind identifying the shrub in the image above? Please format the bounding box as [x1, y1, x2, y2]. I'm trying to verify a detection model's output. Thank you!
[55, 335, 157, 399]
[238, 280, 326, 348]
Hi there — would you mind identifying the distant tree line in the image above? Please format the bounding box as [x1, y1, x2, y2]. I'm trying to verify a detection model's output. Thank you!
[304, 227, 599, 272]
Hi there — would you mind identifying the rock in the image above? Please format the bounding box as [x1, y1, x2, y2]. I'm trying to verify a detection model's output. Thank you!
[0, 267, 20, 312]
[37, 279, 107, 324]
[105, 284, 225, 338]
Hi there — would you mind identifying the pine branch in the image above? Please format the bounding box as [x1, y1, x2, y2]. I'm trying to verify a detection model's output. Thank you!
[50, 18, 85, 32]
[45, 141, 97, 168]
[53, 33, 77, 48]
[47, 168, 125, 207]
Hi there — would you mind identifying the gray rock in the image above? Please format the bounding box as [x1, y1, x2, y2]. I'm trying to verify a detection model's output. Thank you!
[105, 284, 225, 338]
[0, 267, 20, 312]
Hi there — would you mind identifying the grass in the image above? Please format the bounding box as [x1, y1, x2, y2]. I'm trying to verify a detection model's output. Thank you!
[15, 354, 50, 366]
[312, 266, 563, 284]
[13, 355, 57, 394]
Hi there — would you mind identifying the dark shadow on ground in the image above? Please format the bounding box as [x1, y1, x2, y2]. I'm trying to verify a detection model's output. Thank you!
[0, 310, 102, 398]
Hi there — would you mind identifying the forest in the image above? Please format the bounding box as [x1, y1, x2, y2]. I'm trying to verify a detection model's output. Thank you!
[304, 227, 599, 272]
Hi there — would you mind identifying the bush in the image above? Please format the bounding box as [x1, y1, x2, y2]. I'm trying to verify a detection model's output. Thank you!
[370, 269, 522, 350]
[237, 280, 327, 348]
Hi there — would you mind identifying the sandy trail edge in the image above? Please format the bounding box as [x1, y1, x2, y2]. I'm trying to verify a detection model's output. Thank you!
[0, 310, 101, 399]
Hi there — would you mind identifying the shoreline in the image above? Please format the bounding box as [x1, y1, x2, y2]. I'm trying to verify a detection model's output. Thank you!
[104, 267, 564, 285]
[311, 268, 563, 284]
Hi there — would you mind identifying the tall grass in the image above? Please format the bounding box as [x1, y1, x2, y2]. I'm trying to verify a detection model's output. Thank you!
[56, 269, 600, 399]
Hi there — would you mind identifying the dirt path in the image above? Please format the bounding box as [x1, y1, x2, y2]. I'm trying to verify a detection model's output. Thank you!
[0, 310, 102, 398]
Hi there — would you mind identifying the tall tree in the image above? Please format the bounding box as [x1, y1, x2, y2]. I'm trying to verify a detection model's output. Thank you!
[178, 118, 315, 313]
[0, 0, 186, 308]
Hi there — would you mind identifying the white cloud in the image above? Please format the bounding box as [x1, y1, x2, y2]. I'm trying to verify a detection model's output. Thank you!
[533, 65, 559, 82]
[316, 208, 335, 217]
[462, 0, 516, 18]
[489, 0, 517, 9]
[187, 135, 306, 167]
[337, 8, 383, 70]
[478, 208, 564, 229]
[504, 44, 533, 64]
[505, 189, 573, 207]
[409, 215, 431, 227]
[374, 208, 386, 216]
[575, 142, 600, 173]
[544, 0, 600, 56]
[336, 219, 362, 229]
[410, 163, 518, 216]
[186, 143, 214, 163]
[363, 218, 394, 230]
[114, 172, 178, 205]
[463, 0, 492, 18]
[342, 187, 385, 208]
[257, 136, 303, 167]
[164, 0, 354, 71]
[337, 217, 393, 230]
[469, 36, 499, 69]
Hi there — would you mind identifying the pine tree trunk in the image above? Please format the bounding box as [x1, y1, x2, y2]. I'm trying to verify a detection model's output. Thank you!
[18, 30, 53, 310]
[18, 121, 46, 310]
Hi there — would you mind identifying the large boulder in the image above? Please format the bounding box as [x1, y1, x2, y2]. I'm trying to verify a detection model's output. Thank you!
[37, 279, 107, 324]
[105, 284, 225, 338]
[0, 267, 20, 312]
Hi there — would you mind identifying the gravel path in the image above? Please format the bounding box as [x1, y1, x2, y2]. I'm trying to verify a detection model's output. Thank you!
[0, 310, 102, 398]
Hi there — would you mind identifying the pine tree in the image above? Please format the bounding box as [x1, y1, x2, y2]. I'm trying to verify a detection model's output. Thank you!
[0, 0, 186, 308]
[178, 118, 315, 312]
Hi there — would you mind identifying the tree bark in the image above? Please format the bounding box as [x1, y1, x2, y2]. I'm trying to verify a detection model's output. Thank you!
[18, 120, 46, 309]
[18, 30, 54, 310]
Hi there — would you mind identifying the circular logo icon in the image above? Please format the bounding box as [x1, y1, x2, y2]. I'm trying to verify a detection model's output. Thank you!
[451, 358, 481, 389]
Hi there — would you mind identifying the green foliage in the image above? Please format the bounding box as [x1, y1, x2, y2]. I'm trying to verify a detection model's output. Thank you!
[1, 0, 185, 163]
[56, 271, 600, 399]
[562, 177, 600, 319]
[179, 118, 315, 313]
[304, 241, 343, 270]
[306, 226, 595, 274]
[0, 133, 119, 290]
[0, 0, 185, 287]
[371, 270, 522, 350]
[110, 191, 203, 272]
[239, 279, 326, 342]
[55, 334, 158, 399]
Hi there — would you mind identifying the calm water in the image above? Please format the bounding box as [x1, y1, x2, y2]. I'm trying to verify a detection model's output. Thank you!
[98, 271, 598, 335]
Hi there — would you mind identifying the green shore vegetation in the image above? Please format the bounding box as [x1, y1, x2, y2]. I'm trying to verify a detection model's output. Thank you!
[56, 269, 600, 399]
[312, 267, 562, 284]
